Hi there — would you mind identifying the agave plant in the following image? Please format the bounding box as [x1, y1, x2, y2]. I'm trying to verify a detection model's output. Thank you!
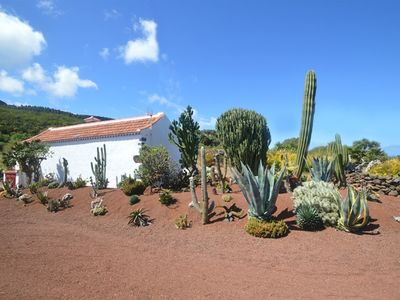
[232, 162, 286, 220]
[336, 185, 370, 232]
[310, 156, 336, 182]
[128, 208, 151, 227]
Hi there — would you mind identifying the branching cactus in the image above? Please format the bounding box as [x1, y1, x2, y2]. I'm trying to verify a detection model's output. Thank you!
[295, 70, 316, 179]
[189, 146, 215, 224]
[90, 144, 108, 189]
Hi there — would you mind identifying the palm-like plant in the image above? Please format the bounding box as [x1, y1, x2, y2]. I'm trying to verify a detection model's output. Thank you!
[128, 208, 151, 227]
[232, 162, 286, 220]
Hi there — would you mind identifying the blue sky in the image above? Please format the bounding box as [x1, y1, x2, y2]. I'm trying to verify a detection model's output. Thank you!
[0, 0, 399, 152]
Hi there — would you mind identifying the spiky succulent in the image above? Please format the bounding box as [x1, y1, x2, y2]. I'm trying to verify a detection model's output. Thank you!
[296, 204, 324, 231]
[336, 186, 370, 233]
[128, 208, 151, 227]
[310, 156, 336, 182]
[232, 161, 286, 221]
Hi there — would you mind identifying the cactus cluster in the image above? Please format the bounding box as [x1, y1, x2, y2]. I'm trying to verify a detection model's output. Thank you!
[245, 218, 289, 238]
[216, 108, 271, 173]
[295, 70, 316, 179]
[232, 162, 286, 221]
[189, 146, 215, 224]
[90, 144, 108, 189]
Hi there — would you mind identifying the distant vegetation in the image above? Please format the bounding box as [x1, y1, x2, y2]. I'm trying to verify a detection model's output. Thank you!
[0, 100, 111, 170]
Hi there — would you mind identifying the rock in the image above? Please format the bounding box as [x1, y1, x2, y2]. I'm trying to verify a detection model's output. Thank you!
[373, 179, 382, 185]
[388, 190, 399, 197]
[18, 194, 32, 204]
[143, 186, 153, 196]
[62, 193, 73, 201]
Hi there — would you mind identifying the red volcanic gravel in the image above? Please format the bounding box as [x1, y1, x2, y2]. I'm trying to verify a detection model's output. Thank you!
[1, 185, 399, 299]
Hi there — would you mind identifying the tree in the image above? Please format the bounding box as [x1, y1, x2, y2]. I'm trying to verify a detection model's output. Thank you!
[274, 137, 299, 151]
[169, 106, 200, 176]
[349, 139, 388, 164]
[2, 140, 50, 184]
[199, 130, 220, 147]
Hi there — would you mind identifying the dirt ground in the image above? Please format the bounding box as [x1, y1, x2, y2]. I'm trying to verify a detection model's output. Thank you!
[0, 185, 399, 299]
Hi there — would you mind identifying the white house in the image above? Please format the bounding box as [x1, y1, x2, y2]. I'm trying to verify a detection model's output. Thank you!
[25, 112, 180, 188]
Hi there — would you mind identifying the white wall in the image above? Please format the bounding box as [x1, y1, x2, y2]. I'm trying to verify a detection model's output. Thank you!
[41, 134, 142, 188]
[145, 115, 180, 162]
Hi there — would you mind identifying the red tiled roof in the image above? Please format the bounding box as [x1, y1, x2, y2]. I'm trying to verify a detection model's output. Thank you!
[26, 113, 165, 143]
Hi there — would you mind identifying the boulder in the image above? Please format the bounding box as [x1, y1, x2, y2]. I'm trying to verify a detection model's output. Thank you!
[388, 190, 399, 197]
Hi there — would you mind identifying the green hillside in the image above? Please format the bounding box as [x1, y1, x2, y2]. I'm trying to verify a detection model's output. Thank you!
[0, 100, 111, 170]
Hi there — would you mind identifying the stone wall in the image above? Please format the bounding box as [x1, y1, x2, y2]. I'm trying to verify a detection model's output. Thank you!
[346, 173, 400, 197]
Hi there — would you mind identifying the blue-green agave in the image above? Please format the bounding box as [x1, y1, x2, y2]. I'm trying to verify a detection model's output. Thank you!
[336, 185, 370, 232]
[232, 162, 286, 220]
[310, 156, 336, 182]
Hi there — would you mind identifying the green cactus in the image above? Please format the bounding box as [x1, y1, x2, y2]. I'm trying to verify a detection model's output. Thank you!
[232, 162, 286, 221]
[90, 144, 108, 189]
[189, 146, 215, 224]
[329, 134, 349, 187]
[295, 70, 317, 178]
[216, 108, 271, 173]
[58, 157, 69, 188]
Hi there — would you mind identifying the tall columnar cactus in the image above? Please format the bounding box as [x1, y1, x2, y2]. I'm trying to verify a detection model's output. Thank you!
[90, 144, 108, 189]
[58, 157, 69, 188]
[189, 146, 215, 224]
[295, 70, 317, 179]
[329, 134, 349, 187]
[216, 108, 271, 173]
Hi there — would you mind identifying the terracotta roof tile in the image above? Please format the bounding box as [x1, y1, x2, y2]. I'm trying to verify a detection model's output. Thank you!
[26, 112, 164, 143]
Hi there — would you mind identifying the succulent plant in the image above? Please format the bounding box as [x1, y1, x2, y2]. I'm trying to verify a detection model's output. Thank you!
[336, 186, 370, 232]
[310, 156, 336, 182]
[293, 181, 341, 227]
[128, 208, 151, 227]
[90, 197, 107, 216]
[215, 203, 245, 222]
[232, 162, 286, 221]
[296, 204, 324, 231]
[328, 134, 349, 187]
[90, 144, 108, 189]
[159, 189, 174, 205]
[129, 194, 140, 205]
[175, 214, 191, 229]
[37, 191, 49, 205]
[47, 199, 60, 212]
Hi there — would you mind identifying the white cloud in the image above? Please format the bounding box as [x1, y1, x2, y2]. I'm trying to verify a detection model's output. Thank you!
[22, 63, 97, 98]
[148, 94, 184, 113]
[0, 70, 24, 94]
[104, 9, 121, 21]
[0, 11, 46, 68]
[198, 116, 217, 129]
[36, 0, 62, 17]
[99, 48, 110, 60]
[121, 19, 159, 64]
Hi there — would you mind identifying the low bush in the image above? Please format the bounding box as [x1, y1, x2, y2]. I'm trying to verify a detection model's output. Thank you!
[29, 182, 40, 194]
[175, 214, 191, 229]
[159, 189, 174, 206]
[368, 158, 400, 177]
[129, 194, 140, 205]
[48, 181, 59, 189]
[120, 177, 146, 196]
[245, 218, 289, 238]
[72, 175, 87, 189]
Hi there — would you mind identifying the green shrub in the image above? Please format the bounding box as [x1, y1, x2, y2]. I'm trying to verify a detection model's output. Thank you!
[29, 182, 39, 194]
[129, 194, 140, 205]
[368, 158, 400, 177]
[48, 181, 59, 189]
[159, 189, 174, 206]
[296, 204, 324, 231]
[175, 214, 191, 229]
[72, 175, 87, 189]
[37, 191, 49, 205]
[120, 177, 146, 196]
[293, 181, 340, 227]
[47, 199, 60, 212]
[245, 218, 289, 238]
